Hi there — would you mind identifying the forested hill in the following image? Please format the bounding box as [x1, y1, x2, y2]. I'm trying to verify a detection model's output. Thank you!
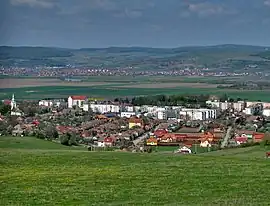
[0, 45, 269, 70]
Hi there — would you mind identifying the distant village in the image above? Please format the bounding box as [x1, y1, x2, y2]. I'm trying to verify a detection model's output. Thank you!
[1, 93, 270, 154]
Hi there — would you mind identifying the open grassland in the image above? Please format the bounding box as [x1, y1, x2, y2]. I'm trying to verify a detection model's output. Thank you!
[0, 76, 269, 101]
[1, 136, 270, 206]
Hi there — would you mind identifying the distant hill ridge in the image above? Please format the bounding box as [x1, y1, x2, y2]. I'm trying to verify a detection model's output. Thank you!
[0, 44, 268, 51]
[0, 44, 269, 69]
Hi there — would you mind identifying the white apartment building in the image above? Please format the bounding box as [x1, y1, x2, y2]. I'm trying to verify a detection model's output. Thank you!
[90, 104, 120, 114]
[180, 108, 217, 121]
[120, 112, 136, 118]
[233, 101, 245, 112]
[246, 101, 270, 109]
[206, 100, 220, 108]
[124, 105, 134, 112]
[157, 111, 167, 120]
[263, 109, 270, 117]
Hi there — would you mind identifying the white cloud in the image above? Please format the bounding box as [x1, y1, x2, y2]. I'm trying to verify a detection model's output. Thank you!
[10, 0, 55, 8]
[264, 0, 270, 6]
[186, 2, 236, 17]
[188, 2, 224, 17]
[124, 9, 142, 19]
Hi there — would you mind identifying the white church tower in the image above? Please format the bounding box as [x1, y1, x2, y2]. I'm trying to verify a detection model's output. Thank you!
[10, 94, 22, 116]
[11, 94, 17, 110]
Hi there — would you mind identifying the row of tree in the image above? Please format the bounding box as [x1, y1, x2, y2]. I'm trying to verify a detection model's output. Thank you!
[130, 94, 210, 107]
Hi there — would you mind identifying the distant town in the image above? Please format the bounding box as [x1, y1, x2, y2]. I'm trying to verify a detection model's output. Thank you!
[0, 66, 261, 78]
[1, 93, 270, 154]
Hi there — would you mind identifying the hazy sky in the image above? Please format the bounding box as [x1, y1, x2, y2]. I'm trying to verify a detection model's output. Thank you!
[1, 0, 270, 48]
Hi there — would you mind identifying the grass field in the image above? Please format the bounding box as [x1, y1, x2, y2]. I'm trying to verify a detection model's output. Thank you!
[1, 136, 270, 205]
[0, 76, 270, 101]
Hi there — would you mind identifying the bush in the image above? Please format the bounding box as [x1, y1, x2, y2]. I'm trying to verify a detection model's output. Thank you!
[260, 140, 270, 147]
[60, 133, 78, 146]
[36, 131, 45, 139]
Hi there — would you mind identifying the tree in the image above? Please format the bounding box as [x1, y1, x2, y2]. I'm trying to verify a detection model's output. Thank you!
[262, 132, 270, 146]
[0, 104, 11, 115]
[60, 132, 77, 146]
[44, 125, 58, 140]
[0, 121, 8, 135]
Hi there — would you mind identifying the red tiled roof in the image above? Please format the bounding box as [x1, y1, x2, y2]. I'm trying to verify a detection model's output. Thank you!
[56, 126, 74, 133]
[238, 130, 254, 135]
[70, 96, 87, 100]
[147, 138, 158, 143]
[235, 137, 248, 142]
[154, 129, 168, 137]
[104, 137, 114, 143]
[253, 133, 264, 139]
[32, 120, 40, 125]
[129, 118, 142, 124]
[3, 100, 11, 105]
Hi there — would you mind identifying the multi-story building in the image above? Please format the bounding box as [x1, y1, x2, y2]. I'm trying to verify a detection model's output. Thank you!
[180, 108, 217, 121]
[233, 101, 245, 112]
[68, 96, 87, 108]
[90, 103, 120, 114]
[263, 108, 270, 116]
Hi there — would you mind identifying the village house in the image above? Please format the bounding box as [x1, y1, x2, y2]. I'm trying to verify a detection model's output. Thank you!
[39, 99, 66, 107]
[146, 137, 158, 146]
[97, 137, 114, 147]
[68, 96, 87, 109]
[39, 100, 53, 107]
[129, 117, 143, 129]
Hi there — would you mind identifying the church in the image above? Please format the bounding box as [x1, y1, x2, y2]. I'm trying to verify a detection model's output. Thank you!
[10, 94, 23, 116]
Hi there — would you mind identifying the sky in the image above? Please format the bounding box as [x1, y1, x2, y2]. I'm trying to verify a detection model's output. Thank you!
[0, 0, 270, 48]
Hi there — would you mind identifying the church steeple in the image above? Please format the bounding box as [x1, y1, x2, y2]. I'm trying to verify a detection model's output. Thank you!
[11, 94, 16, 110]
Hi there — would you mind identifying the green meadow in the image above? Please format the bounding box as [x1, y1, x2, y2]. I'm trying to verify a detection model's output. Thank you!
[1, 85, 270, 101]
[1, 136, 270, 206]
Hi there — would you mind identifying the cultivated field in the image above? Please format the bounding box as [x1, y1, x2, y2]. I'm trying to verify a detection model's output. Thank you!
[115, 82, 220, 89]
[0, 76, 269, 101]
[0, 78, 114, 89]
[1, 136, 270, 206]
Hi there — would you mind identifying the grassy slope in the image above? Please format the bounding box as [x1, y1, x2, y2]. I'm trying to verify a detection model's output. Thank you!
[1, 137, 270, 205]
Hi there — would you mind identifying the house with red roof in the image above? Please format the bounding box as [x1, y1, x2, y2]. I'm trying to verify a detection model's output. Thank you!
[235, 136, 248, 145]
[68, 96, 87, 109]
[154, 129, 168, 138]
[253, 133, 264, 143]
[129, 117, 143, 129]
[2, 100, 11, 105]
[97, 137, 115, 147]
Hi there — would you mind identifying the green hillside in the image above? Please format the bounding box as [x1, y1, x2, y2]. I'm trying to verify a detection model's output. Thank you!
[1, 137, 270, 205]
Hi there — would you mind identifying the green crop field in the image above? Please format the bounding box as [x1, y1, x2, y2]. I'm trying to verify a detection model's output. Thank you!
[1, 136, 270, 205]
[1, 85, 270, 101]
[1, 76, 270, 101]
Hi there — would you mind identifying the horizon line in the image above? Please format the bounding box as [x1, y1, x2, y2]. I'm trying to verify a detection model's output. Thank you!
[0, 43, 269, 50]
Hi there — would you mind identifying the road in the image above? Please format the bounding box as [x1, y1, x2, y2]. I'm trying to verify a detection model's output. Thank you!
[220, 126, 232, 149]
[133, 132, 149, 146]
